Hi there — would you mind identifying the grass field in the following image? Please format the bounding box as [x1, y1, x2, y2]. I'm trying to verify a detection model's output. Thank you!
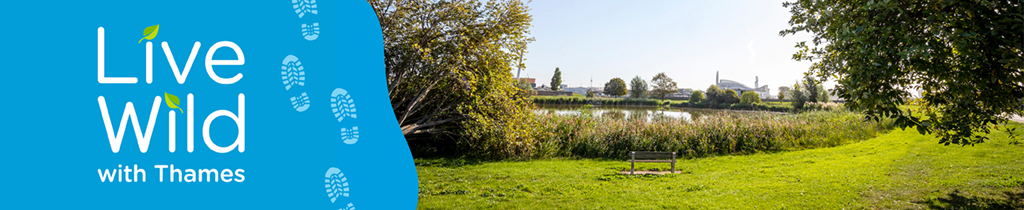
[415, 124, 1024, 209]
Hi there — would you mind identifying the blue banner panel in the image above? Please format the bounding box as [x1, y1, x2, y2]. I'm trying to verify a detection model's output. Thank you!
[0, 1, 418, 209]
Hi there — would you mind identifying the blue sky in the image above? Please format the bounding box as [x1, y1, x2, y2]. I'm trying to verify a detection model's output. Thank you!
[519, 0, 821, 92]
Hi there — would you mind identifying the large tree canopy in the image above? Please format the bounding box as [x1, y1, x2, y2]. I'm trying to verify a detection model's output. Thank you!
[802, 75, 822, 103]
[550, 67, 562, 91]
[705, 84, 722, 103]
[604, 78, 627, 97]
[629, 76, 648, 98]
[650, 72, 679, 99]
[371, 0, 537, 157]
[781, 0, 1023, 145]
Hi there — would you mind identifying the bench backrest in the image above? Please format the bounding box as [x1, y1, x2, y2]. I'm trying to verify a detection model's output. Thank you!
[631, 151, 675, 159]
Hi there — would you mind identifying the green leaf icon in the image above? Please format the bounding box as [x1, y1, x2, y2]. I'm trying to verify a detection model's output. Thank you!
[165, 92, 183, 113]
[138, 24, 160, 43]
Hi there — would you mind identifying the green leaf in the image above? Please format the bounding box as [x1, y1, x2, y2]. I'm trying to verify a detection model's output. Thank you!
[138, 24, 160, 43]
[164, 92, 183, 113]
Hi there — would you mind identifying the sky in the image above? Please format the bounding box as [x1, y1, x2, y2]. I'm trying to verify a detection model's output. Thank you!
[518, 0, 824, 93]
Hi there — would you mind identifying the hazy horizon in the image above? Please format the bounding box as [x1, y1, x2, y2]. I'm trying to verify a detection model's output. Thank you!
[519, 0, 831, 92]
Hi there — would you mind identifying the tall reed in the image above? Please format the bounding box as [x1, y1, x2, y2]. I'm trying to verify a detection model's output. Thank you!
[529, 109, 894, 159]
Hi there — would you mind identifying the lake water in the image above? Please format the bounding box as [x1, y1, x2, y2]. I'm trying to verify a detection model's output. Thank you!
[534, 104, 765, 122]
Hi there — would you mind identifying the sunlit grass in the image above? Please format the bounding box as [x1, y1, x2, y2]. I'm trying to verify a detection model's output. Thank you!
[416, 124, 1024, 209]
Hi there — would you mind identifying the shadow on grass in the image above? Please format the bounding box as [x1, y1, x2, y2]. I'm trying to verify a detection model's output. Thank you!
[916, 189, 1023, 210]
[414, 157, 631, 167]
[414, 158, 486, 167]
[597, 172, 681, 180]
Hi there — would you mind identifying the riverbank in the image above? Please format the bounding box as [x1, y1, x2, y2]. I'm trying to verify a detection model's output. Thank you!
[415, 124, 1024, 209]
[533, 96, 669, 106]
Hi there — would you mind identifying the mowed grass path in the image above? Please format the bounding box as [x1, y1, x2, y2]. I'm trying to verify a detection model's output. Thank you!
[416, 125, 1024, 209]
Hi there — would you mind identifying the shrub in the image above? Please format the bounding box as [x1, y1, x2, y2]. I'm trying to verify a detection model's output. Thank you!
[690, 90, 705, 103]
[790, 83, 808, 109]
[804, 102, 843, 111]
[816, 84, 830, 102]
[706, 85, 722, 103]
[740, 91, 761, 104]
[516, 79, 536, 95]
[723, 89, 740, 104]
[731, 103, 752, 110]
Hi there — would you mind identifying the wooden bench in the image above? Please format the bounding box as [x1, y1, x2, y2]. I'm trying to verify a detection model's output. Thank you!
[629, 151, 676, 175]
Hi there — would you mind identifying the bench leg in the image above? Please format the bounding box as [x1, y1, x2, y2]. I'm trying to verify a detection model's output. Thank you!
[630, 160, 635, 175]
[671, 152, 676, 173]
[630, 152, 635, 175]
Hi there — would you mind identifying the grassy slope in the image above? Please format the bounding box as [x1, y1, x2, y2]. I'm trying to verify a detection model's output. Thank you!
[416, 125, 1024, 209]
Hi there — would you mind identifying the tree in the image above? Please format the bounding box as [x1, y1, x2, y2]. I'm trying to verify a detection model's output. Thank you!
[650, 72, 679, 99]
[604, 78, 627, 97]
[778, 86, 791, 100]
[690, 90, 705, 103]
[371, 0, 537, 157]
[705, 84, 722, 103]
[782, 0, 1024, 145]
[629, 76, 648, 98]
[740, 91, 762, 104]
[723, 89, 740, 104]
[816, 84, 829, 103]
[802, 75, 820, 103]
[790, 82, 808, 109]
[516, 78, 535, 95]
[550, 67, 562, 91]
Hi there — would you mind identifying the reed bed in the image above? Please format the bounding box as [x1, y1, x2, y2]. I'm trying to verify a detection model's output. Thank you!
[674, 101, 797, 112]
[530, 109, 894, 159]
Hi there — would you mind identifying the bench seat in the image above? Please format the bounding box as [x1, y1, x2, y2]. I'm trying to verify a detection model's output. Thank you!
[629, 151, 676, 174]
[632, 160, 674, 163]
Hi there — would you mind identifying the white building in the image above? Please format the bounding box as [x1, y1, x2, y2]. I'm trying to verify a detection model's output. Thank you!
[716, 71, 771, 98]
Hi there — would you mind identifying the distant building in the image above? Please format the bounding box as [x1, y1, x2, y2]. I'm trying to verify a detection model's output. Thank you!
[563, 86, 605, 96]
[563, 87, 589, 95]
[667, 88, 694, 98]
[716, 71, 771, 98]
[517, 77, 537, 88]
